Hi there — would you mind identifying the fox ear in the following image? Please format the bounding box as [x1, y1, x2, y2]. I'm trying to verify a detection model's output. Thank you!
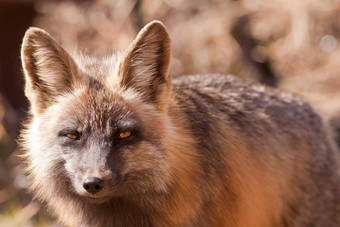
[117, 21, 171, 110]
[21, 27, 78, 115]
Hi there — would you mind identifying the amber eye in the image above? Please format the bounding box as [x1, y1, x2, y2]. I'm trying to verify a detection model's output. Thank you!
[66, 133, 79, 140]
[119, 131, 131, 138]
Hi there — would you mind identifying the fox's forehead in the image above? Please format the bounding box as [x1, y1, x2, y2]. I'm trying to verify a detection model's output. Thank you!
[74, 53, 121, 82]
[55, 87, 138, 132]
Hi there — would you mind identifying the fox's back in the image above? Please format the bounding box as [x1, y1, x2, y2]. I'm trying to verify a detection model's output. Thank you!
[173, 74, 331, 146]
[172, 74, 340, 226]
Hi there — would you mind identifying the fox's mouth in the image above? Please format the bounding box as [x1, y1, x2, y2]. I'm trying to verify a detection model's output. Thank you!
[77, 180, 124, 204]
[83, 195, 112, 204]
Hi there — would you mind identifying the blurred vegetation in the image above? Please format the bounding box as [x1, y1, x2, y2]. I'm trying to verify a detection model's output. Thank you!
[1, 0, 340, 226]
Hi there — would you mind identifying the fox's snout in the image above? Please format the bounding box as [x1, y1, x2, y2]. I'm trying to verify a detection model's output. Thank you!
[74, 170, 118, 199]
[83, 177, 104, 194]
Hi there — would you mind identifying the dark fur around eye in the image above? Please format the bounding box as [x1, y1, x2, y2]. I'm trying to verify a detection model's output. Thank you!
[114, 128, 141, 148]
[58, 129, 82, 140]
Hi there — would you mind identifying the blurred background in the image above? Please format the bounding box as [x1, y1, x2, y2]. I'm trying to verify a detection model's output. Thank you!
[1, 0, 340, 226]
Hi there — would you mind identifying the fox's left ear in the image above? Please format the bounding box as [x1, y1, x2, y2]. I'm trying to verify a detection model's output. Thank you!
[21, 27, 79, 116]
[117, 21, 171, 110]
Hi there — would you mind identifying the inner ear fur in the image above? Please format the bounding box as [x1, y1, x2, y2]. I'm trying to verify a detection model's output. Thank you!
[21, 27, 78, 115]
[118, 21, 172, 110]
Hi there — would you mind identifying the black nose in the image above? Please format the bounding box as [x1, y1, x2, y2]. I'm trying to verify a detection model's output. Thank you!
[83, 177, 104, 194]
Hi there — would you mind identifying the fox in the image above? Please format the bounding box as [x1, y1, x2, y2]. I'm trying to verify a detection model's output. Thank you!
[19, 21, 340, 227]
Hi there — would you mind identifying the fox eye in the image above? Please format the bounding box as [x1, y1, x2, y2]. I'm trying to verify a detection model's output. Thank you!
[119, 131, 131, 139]
[65, 132, 80, 140]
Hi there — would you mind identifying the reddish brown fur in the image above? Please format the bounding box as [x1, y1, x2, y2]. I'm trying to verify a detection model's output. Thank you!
[20, 21, 340, 226]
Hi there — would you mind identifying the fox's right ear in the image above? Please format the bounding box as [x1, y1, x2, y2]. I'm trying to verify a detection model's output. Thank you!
[21, 27, 78, 116]
[115, 21, 171, 111]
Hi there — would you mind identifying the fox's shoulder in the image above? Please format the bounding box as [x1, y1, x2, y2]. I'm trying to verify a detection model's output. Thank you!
[172, 74, 324, 138]
[172, 74, 306, 109]
[172, 74, 243, 89]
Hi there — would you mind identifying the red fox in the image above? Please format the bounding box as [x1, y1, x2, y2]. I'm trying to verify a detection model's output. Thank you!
[20, 21, 340, 226]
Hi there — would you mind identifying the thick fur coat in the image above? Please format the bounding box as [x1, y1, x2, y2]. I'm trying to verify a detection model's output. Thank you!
[20, 21, 340, 226]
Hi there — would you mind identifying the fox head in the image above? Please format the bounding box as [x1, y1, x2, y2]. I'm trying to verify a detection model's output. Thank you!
[20, 21, 184, 205]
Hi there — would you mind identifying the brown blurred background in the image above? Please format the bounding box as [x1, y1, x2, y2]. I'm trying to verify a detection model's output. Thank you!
[1, 0, 340, 226]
